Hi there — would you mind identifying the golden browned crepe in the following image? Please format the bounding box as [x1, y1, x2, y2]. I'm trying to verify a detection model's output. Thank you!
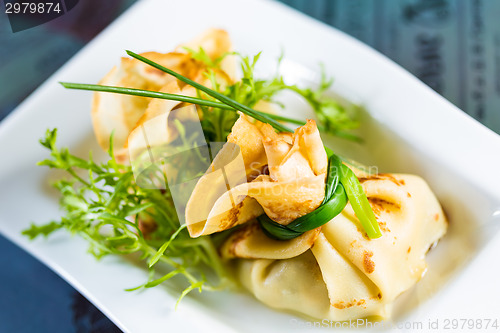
[91, 29, 448, 321]
[186, 116, 447, 321]
[91, 28, 235, 161]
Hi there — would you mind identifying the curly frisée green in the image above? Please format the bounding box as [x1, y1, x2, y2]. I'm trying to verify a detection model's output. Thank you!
[24, 129, 232, 306]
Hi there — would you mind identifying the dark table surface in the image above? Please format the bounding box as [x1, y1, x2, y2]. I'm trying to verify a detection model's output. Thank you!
[1, 0, 499, 332]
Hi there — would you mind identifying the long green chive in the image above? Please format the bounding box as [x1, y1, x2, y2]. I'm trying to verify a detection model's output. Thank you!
[126, 50, 293, 133]
[59, 82, 306, 127]
[333, 154, 382, 239]
[60, 82, 235, 107]
[258, 152, 382, 240]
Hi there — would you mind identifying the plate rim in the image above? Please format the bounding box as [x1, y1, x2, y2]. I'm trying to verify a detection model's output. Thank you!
[1, 0, 500, 332]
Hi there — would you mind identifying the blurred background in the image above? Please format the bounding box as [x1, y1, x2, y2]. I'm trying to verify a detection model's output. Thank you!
[1, 0, 499, 332]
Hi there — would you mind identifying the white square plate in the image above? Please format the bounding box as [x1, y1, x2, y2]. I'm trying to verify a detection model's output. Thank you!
[1, 0, 500, 332]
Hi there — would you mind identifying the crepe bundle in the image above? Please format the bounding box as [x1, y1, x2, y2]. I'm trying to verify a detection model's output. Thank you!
[91, 28, 235, 161]
[185, 116, 447, 321]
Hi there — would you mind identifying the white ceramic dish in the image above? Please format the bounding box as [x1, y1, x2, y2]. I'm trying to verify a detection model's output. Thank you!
[1, 0, 500, 332]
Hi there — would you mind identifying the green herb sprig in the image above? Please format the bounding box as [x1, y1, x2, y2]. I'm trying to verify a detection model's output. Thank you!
[24, 129, 232, 306]
[229, 52, 361, 142]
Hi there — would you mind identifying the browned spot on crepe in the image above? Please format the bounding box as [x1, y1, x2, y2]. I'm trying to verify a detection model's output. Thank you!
[363, 250, 375, 274]
[218, 201, 244, 230]
[226, 221, 261, 257]
[378, 221, 391, 233]
[332, 299, 367, 309]
[359, 173, 405, 186]
[368, 198, 401, 215]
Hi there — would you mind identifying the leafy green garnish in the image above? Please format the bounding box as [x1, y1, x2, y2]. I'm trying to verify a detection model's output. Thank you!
[182, 46, 229, 69]
[23, 222, 62, 239]
[25, 129, 232, 303]
[183, 49, 361, 142]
